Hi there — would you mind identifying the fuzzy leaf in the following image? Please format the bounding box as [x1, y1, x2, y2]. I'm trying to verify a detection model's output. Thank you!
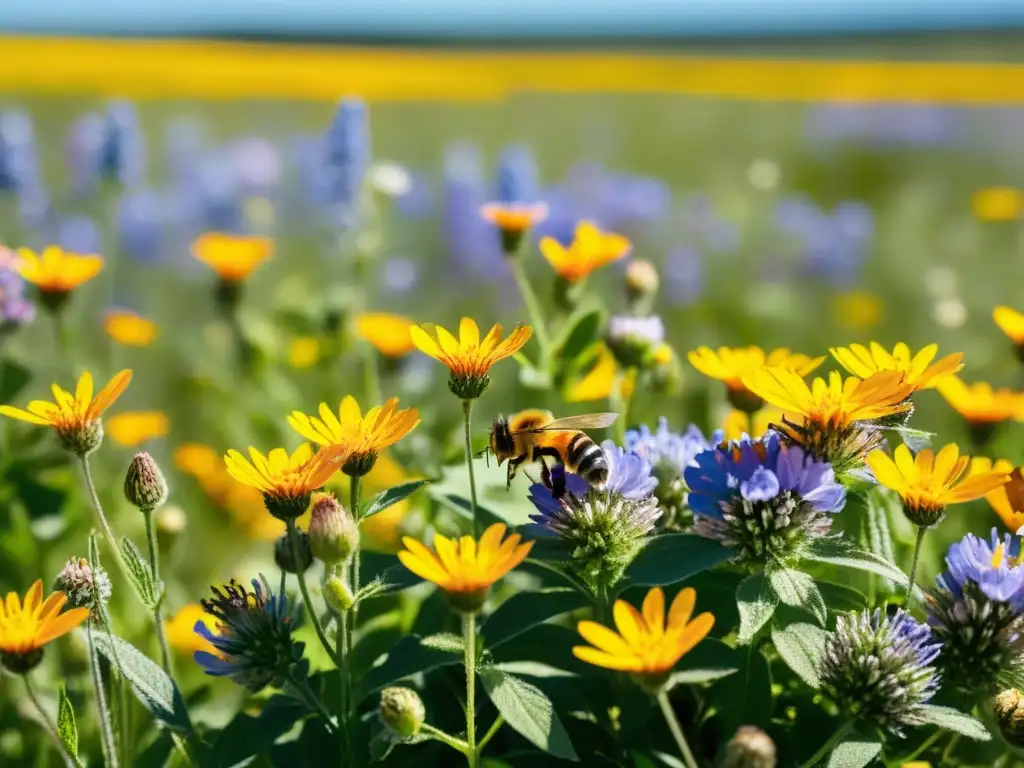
[360, 480, 429, 520]
[767, 566, 826, 626]
[919, 704, 991, 741]
[57, 686, 78, 758]
[736, 571, 778, 644]
[482, 587, 590, 648]
[771, 621, 826, 688]
[625, 534, 734, 587]
[825, 737, 882, 768]
[120, 537, 158, 609]
[480, 668, 578, 761]
[91, 631, 193, 735]
[420, 633, 464, 654]
[804, 537, 911, 589]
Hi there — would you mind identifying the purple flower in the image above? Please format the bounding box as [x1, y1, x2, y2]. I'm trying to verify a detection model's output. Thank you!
[0, 251, 34, 331]
[443, 141, 503, 279]
[625, 418, 720, 478]
[495, 144, 539, 205]
[0, 111, 39, 193]
[937, 529, 1024, 610]
[325, 98, 370, 222]
[664, 246, 704, 307]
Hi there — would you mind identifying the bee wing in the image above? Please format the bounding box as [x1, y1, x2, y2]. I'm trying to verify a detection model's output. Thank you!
[888, 426, 934, 452]
[517, 413, 619, 433]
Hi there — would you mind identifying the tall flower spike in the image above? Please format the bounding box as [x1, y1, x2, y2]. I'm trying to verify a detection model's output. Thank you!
[0, 369, 132, 455]
[867, 443, 1009, 527]
[409, 317, 532, 400]
[689, 345, 825, 413]
[287, 395, 419, 477]
[397, 523, 533, 613]
[224, 443, 348, 520]
[16, 246, 104, 312]
[829, 342, 963, 392]
[0, 580, 90, 674]
[937, 376, 1024, 446]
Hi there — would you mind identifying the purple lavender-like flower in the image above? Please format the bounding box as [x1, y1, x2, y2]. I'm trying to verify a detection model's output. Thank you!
[0, 249, 34, 332]
[117, 191, 166, 263]
[625, 419, 720, 479]
[99, 100, 145, 187]
[601, 439, 658, 499]
[495, 144, 539, 204]
[324, 98, 370, 223]
[664, 246, 704, 307]
[443, 141, 503, 279]
[56, 215, 101, 255]
[0, 111, 39, 194]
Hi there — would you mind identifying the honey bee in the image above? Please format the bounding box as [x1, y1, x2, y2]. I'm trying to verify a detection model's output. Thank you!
[488, 410, 619, 490]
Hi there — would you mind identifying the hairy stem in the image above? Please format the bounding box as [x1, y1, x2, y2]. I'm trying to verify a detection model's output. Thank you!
[287, 519, 341, 666]
[88, 621, 119, 768]
[421, 723, 470, 755]
[905, 525, 928, 608]
[462, 399, 480, 537]
[463, 613, 478, 768]
[143, 509, 172, 674]
[656, 691, 699, 768]
[79, 457, 119, 554]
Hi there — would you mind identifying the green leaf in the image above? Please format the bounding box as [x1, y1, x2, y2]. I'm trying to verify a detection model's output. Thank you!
[360, 480, 429, 520]
[555, 306, 606, 364]
[804, 537, 910, 589]
[816, 580, 869, 612]
[668, 639, 740, 687]
[625, 534, 734, 587]
[57, 686, 77, 758]
[208, 695, 307, 767]
[736, 572, 778, 644]
[360, 634, 462, 698]
[825, 737, 882, 768]
[480, 668, 578, 761]
[91, 631, 193, 735]
[710, 645, 772, 734]
[770, 621, 826, 688]
[482, 588, 590, 648]
[919, 704, 992, 741]
[420, 633, 464, 654]
[767, 566, 826, 626]
[0, 359, 31, 402]
[120, 538, 159, 609]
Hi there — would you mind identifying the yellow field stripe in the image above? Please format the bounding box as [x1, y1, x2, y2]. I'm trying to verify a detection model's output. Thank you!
[4, 36, 1024, 103]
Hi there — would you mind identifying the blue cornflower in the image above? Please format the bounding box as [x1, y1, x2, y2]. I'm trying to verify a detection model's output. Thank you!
[927, 529, 1024, 693]
[601, 439, 658, 500]
[194, 576, 307, 692]
[820, 608, 940, 736]
[626, 418, 720, 479]
[683, 432, 845, 562]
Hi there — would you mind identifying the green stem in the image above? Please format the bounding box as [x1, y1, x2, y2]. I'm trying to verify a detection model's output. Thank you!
[942, 734, 962, 763]
[905, 525, 928, 608]
[79, 457, 119, 554]
[350, 475, 362, 627]
[421, 723, 470, 755]
[476, 715, 505, 756]
[336, 598, 350, 761]
[462, 399, 480, 537]
[894, 728, 945, 764]
[463, 613, 478, 768]
[143, 509, 172, 674]
[509, 258, 552, 362]
[287, 519, 341, 666]
[656, 691, 699, 768]
[87, 621, 119, 768]
[797, 722, 854, 768]
[288, 674, 338, 735]
[346, 475, 361, 760]
[24, 675, 79, 768]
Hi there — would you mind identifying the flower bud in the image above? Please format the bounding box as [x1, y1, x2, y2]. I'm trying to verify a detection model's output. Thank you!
[324, 576, 355, 615]
[53, 557, 111, 618]
[993, 688, 1024, 747]
[308, 494, 359, 566]
[58, 419, 103, 456]
[722, 725, 777, 768]
[379, 686, 425, 739]
[156, 504, 187, 540]
[124, 452, 169, 511]
[625, 259, 659, 315]
[274, 532, 313, 574]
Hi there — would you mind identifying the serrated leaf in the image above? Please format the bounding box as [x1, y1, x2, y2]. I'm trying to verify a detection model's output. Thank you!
[482, 588, 589, 648]
[804, 536, 911, 590]
[91, 631, 193, 735]
[120, 537, 158, 608]
[361, 480, 429, 520]
[480, 668, 578, 760]
[737, 571, 778, 644]
[625, 534, 734, 587]
[420, 633, 464, 654]
[919, 704, 991, 741]
[57, 686, 77, 758]
[825, 737, 882, 768]
[767, 566, 826, 626]
[359, 635, 461, 699]
[771, 621, 826, 688]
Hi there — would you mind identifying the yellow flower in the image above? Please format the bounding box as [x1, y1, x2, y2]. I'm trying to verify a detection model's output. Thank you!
[937, 376, 1024, 426]
[572, 587, 714, 684]
[354, 312, 416, 357]
[174, 442, 223, 479]
[287, 336, 321, 369]
[165, 604, 219, 656]
[994, 305, 1024, 347]
[900, 763, 931, 768]
[867, 443, 1009, 527]
[224, 443, 349, 521]
[690, 346, 825, 412]
[831, 290, 883, 330]
[288, 395, 420, 476]
[722, 408, 782, 441]
[539, 221, 631, 282]
[565, 343, 633, 403]
[973, 187, 1023, 222]
[971, 457, 1024, 533]
[829, 342, 963, 392]
[192, 232, 272, 283]
[106, 411, 170, 447]
[0, 580, 90, 673]
[410, 317, 532, 400]
[0, 369, 132, 455]
[103, 308, 158, 346]
[742, 368, 914, 472]
[480, 202, 549, 235]
[397, 522, 533, 612]
[16, 246, 104, 295]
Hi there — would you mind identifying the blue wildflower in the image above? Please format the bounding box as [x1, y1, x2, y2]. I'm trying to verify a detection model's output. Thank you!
[443, 142, 503, 279]
[683, 432, 845, 562]
[195, 576, 306, 692]
[56, 215, 101, 255]
[0, 111, 39, 194]
[820, 608, 940, 736]
[117, 191, 166, 263]
[99, 101, 145, 187]
[495, 144, 539, 205]
[601, 439, 658, 500]
[664, 245, 704, 308]
[325, 97, 370, 223]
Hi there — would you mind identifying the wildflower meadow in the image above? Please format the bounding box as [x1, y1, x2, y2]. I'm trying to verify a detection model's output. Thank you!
[5, 84, 1024, 768]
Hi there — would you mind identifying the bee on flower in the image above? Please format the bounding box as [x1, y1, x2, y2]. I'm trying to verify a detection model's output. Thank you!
[936, 376, 1024, 447]
[689, 345, 825, 415]
[15, 245, 104, 313]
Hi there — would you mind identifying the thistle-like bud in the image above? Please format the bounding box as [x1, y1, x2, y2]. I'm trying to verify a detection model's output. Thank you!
[379, 686, 426, 739]
[274, 533, 313, 574]
[308, 494, 359, 566]
[58, 418, 103, 456]
[53, 557, 111, 618]
[124, 452, 169, 511]
[722, 726, 777, 768]
[625, 259, 659, 315]
[993, 688, 1024, 747]
[324, 575, 355, 615]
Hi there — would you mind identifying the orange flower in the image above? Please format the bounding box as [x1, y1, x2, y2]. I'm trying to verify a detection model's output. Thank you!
[106, 411, 170, 447]
[0, 580, 90, 672]
[971, 457, 1024, 533]
[539, 221, 631, 282]
[355, 312, 416, 357]
[480, 202, 549, 234]
[104, 309, 158, 346]
[16, 246, 104, 294]
[994, 306, 1024, 347]
[192, 233, 272, 283]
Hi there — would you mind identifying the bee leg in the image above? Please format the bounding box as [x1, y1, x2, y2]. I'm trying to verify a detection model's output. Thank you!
[538, 456, 551, 488]
[506, 456, 525, 490]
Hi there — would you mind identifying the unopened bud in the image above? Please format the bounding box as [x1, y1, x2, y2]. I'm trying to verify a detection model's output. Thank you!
[324, 576, 355, 615]
[625, 259, 659, 314]
[722, 725, 777, 768]
[379, 686, 426, 739]
[994, 688, 1024, 747]
[156, 504, 187, 539]
[124, 452, 169, 511]
[308, 494, 359, 565]
[54, 557, 111, 617]
[274, 533, 313, 574]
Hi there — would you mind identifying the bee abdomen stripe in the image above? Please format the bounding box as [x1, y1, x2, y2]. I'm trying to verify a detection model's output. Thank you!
[566, 434, 591, 464]
[573, 443, 606, 477]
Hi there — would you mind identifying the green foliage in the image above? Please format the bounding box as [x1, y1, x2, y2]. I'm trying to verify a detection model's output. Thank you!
[481, 587, 590, 648]
[359, 634, 463, 699]
[119, 537, 160, 609]
[767, 565, 827, 626]
[825, 737, 883, 768]
[771, 621, 827, 688]
[919, 705, 991, 741]
[736, 571, 778, 644]
[361, 480, 430, 520]
[624, 533, 734, 587]
[57, 686, 78, 759]
[480, 667, 579, 761]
